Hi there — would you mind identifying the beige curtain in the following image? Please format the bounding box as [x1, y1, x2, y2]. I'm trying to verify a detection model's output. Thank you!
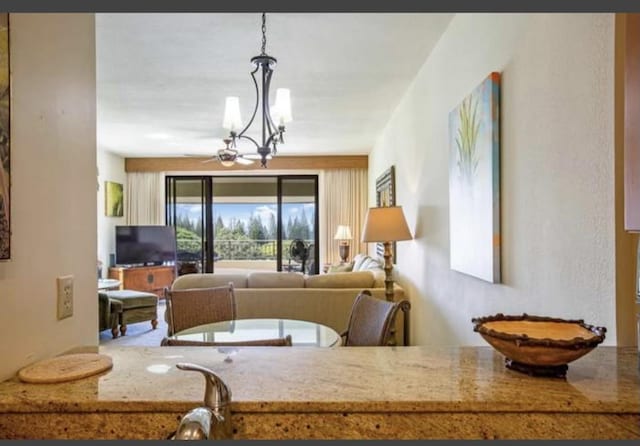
[323, 168, 368, 265]
[126, 172, 165, 225]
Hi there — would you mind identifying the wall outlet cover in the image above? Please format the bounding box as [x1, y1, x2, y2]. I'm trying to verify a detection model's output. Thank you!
[57, 275, 74, 320]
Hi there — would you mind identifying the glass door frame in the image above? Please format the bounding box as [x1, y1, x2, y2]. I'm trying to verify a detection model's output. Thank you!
[277, 175, 320, 274]
[165, 175, 214, 273]
[166, 174, 319, 275]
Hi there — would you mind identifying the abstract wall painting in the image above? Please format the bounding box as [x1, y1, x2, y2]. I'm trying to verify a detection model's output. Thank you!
[105, 181, 124, 217]
[448, 72, 501, 283]
[0, 14, 10, 260]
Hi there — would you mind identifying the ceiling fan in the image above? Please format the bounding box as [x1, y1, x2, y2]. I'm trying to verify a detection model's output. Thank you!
[185, 138, 255, 167]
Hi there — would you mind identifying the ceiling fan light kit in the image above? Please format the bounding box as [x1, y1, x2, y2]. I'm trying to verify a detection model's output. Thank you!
[215, 138, 255, 166]
[221, 12, 293, 168]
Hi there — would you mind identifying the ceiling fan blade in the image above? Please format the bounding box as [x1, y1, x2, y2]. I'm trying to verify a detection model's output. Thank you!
[201, 158, 218, 164]
[236, 157, 255, 165]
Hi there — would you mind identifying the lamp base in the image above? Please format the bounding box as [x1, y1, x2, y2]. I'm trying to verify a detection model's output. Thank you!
[338, 244, 350, 264]
[382, 241, 394, 301]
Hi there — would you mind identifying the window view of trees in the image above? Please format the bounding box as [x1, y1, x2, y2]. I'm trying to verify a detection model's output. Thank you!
[174, 203, 314, 262]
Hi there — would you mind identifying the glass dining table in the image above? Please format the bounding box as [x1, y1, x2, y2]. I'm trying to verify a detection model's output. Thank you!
[170, 318, 342, 347]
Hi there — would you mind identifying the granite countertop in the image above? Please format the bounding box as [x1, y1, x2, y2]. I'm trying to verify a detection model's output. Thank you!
[0, 346, 638, 415]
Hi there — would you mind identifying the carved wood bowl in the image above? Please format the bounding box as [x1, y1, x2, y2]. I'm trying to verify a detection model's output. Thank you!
[472, 313, 606, 377]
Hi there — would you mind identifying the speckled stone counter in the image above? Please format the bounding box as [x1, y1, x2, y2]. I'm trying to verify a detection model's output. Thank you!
[0, 346, 638, 439]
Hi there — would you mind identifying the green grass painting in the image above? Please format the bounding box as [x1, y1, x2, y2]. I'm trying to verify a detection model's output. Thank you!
[105, 181, 124, 217]
[454, 95, 481, 184]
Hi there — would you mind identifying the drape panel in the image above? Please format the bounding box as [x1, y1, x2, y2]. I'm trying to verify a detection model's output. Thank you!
[126, 172, 165, 225]
[322, 168, 368, 265]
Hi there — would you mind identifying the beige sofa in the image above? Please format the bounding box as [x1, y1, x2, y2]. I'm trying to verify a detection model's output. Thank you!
[170, 265, 408, 345]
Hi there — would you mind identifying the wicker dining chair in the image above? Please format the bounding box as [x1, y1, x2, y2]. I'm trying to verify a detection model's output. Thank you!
[341, 290, 410, 346]
[165, 283, 237, 336]
[160, 335, 293, 347]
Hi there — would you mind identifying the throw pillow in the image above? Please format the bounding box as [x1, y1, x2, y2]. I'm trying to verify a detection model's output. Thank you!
[352, 253, 368, 271]
[359, 256, 383, 271]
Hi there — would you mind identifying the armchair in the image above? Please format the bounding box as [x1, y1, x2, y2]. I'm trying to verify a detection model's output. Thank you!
[98, 292, 123, 338]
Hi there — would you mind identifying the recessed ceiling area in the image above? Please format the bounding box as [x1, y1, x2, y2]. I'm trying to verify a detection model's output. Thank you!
[96, 13, 453, 158]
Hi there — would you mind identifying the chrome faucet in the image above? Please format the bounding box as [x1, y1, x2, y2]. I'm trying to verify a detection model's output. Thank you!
[172, 363, 232, 440]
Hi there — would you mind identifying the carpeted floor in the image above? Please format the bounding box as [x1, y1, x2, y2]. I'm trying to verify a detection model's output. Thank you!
[99, 300, 169, 347]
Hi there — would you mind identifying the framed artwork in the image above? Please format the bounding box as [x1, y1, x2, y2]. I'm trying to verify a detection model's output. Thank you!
[0, 13, 10, 260]
[105, 181, 124, 217]
[448, 72, 501, 283]
[375, 165, 396, 262]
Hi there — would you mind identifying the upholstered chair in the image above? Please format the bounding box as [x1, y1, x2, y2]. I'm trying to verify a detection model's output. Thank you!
[98, 292, 123, 338]
[165, 283, 237, 336]
[341, 290, 410, 346]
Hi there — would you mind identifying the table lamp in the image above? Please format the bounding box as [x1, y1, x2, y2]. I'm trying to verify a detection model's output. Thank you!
[361, 206, 412, 301]
[333, 225, 353, 263]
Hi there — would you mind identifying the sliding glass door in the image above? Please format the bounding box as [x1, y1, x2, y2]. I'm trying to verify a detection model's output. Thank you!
[165, 176, 210, 273]
[166, 175, 319, 275]
[211, 177, 278, 274]
[280, 177, 318, 275]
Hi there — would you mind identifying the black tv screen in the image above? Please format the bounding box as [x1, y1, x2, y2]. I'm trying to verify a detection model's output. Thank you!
[115, 225, 176, 266]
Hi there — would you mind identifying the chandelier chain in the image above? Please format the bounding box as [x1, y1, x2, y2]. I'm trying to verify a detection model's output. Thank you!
[261, 12, 266, 55]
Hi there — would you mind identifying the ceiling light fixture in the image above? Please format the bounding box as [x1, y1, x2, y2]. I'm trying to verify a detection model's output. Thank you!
[222, 12, 292, 168]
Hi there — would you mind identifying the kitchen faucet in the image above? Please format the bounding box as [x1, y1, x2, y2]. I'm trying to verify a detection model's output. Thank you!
[172, 363, 232, 440]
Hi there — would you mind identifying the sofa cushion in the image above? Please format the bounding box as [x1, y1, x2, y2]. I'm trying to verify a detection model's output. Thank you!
[305, 271, 375, 289]
[248, 272, 305, 288]
[371, 269, 386, 288]
[328, 261, 354, 273]
[172, 273, 248, 290]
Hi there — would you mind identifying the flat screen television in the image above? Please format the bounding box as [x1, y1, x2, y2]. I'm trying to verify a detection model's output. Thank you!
[115, 225, 176, 266]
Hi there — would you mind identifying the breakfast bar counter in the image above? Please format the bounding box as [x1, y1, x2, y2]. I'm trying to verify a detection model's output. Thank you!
[0, 346, 638, 439]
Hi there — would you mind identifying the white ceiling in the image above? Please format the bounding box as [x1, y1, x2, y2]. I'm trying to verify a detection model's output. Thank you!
[96, 13, 453, 158]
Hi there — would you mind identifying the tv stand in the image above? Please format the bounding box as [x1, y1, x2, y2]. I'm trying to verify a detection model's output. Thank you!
[108, 265, 175, 298]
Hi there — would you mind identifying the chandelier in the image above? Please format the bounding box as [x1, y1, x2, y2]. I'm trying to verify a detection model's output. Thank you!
[222, 13, 292, 168]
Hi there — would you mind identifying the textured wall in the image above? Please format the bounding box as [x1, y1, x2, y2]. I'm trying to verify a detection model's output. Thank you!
[0, 14, 97, 380]
[369, 14, 616, 346]
[97, 149, 126, 273]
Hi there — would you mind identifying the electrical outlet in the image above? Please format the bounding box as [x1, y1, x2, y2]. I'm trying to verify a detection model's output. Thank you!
[57, 275, 74, 320]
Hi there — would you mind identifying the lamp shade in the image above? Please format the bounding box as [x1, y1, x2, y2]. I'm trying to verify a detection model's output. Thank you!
[361, 206, 412, 242]
[272, 88, 293, 126]
[333, 225, 352, 240]
[222, 96, 243, 131]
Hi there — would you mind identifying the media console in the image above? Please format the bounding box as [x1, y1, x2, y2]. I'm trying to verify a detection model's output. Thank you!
[108, 265, 175, 298]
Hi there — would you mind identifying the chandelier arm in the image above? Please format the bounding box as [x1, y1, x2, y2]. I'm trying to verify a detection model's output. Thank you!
[264, 132, 280, 149]
[263, 67, 279, 138]
[236, 134, 260, 149]
[235, 66, 261, 139]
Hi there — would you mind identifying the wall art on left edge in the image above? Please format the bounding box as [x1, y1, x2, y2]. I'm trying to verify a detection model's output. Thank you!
[0, 14, 10, 260]
[448, 72, 500, 283]
[105, 181, 124, 217]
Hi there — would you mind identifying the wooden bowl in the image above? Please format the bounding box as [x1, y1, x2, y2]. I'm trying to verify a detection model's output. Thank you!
[472, 313, 606, 377]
